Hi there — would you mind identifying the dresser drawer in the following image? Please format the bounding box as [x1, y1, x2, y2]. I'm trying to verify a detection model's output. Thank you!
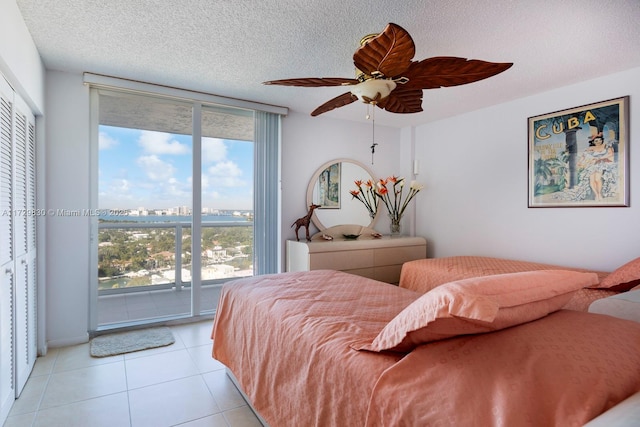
[310, 249, 373, 270]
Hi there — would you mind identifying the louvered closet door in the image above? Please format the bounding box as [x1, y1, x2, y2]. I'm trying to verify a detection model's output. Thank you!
[0, 76, 15, 423]
[13, 93, 36, 395]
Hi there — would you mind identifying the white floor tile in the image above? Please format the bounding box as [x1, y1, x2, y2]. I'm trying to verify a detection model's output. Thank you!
[124, 348, 200, 390]
[5, 322, 263, 427]
[186, 344, 226, 374]
[177, 413, 229, 427]
[9, 374, 48, 416]
[3, 412, 36, 427]
[172, 321, 215, 348]
[34, 392, 130, 427]
[53, 343, 124, 373]
[30, 348, 59, 377]
[40, 362, 127, 409]
[202, 370, 247, 411]
[128, 376, 220, 427]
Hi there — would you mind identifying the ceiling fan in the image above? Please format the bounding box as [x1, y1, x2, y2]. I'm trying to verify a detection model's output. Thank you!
[263, 23, 513, 117]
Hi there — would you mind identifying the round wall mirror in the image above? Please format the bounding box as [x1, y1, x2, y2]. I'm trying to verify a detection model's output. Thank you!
[306, 158, 379, 230]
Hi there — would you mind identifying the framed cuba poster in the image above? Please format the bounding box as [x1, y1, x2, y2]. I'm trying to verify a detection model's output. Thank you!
[528, 96, 629, 207]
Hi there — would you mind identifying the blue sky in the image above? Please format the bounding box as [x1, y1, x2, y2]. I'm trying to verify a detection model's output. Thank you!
[98, 126, 254, 211]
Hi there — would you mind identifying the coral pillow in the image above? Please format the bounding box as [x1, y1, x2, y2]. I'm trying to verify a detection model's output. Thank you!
[596, 257, 640, 291]
[356, 270, 599, 352]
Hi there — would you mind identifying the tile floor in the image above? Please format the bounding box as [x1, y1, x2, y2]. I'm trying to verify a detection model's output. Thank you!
[3, 320, 263, 427]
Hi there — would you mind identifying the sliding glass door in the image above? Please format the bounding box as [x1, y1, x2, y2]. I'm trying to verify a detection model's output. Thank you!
[91, 88, 257, 330]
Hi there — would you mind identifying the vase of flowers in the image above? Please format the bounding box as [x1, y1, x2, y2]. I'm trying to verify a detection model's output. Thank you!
[376, 176, 423, 236]
[349, 179, 379, 220]
[389, 215, 402, 235]
[351, 176, 423, 236]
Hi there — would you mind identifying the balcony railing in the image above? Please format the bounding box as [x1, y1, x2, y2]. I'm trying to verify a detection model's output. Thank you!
[98, 221, 253, 296]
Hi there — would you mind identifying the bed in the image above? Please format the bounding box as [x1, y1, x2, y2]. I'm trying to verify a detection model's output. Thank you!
[211, 266, 640, 426]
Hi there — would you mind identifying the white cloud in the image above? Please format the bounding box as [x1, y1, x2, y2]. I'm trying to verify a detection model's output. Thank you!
[98, 178, 134, 206]
[137, 155, 176, 181]
[206, 161, 245, 187]
[202, 137, 228, 163]
[114, 178, 131, 192]
[99, 131, 119, 150]
[163, 179, 191, 201]
[138, 130, 189, 155]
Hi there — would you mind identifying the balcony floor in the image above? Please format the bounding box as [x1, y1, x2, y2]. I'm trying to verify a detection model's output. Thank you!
[98, 285, 223, 326]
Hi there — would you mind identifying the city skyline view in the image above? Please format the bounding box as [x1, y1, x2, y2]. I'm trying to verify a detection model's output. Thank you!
[98, 125, 254, 211]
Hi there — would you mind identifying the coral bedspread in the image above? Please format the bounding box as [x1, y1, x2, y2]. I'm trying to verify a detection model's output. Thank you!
[399, 256, 615, 311]
[211, 270, 640, 427]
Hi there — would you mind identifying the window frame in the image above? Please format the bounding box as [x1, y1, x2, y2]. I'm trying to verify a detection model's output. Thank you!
[87, 76, 284, 331]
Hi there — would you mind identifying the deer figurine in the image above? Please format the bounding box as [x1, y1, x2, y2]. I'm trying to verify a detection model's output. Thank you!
[292, 204, 321, 241]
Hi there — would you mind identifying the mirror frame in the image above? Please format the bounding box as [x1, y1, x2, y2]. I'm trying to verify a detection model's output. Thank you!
[306, 158, 379, 230]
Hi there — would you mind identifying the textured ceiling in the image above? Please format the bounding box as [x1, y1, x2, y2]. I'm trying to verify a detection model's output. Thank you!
[15, 0, 640, 128]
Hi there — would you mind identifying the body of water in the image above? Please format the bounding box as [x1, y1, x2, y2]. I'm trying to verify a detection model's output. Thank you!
[99, 214, 251, 223]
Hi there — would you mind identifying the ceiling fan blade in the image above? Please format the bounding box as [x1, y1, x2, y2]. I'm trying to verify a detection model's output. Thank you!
[376, 87, 424, 114]
[353, 23, 415, 78]
[311, 92, 358, 116]
[402, 56, 513, 89]
[263, 77, 358, 87]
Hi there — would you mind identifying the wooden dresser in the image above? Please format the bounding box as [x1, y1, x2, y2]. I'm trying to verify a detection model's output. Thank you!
[286, 235, 427, 284]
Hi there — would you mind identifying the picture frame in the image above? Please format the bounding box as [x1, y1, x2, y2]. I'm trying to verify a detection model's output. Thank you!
[315, 162, 341, 208]
[528, 96, 630, 207]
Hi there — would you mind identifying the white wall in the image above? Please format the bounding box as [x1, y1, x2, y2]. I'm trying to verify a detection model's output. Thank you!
[44, 71, 91, 347]
[0, 0, 45, 113]
[413, 67, 640, 272]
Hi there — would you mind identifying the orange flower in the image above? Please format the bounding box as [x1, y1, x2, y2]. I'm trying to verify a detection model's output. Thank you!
[351, 179, 379, 217]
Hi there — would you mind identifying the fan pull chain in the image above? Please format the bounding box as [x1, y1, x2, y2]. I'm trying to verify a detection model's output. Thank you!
[369, 104, 378, 164]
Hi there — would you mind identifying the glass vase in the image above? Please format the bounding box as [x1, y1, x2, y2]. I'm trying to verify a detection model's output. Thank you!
[389, 215, 402, 236]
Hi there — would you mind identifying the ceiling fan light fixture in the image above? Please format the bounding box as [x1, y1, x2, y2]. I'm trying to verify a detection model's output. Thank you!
[350, 79, 397, 104]
[263, 23, 513, 117]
